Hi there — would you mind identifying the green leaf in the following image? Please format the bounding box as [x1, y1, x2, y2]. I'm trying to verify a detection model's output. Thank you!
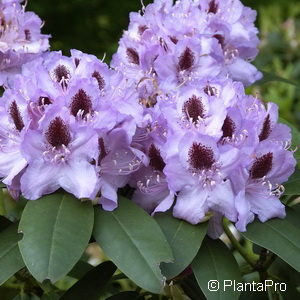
[242, 206, 300, 272]
[68, 260, 93, 279]
[60, 261, 116, 300]
[239, 291, 268, 300]
[0, 215, 12, 232]
[106, 291, 141, 300]
[192, 237, 242, 300]
[93, 197, 173, 294]
[284, 169, 300, 195]
[255, 71, 299, 87]
[0, 223, 25, 285]
[155, 211, 207, 279]
[279, 118, 300, 167]
[18, 193, 94, 283]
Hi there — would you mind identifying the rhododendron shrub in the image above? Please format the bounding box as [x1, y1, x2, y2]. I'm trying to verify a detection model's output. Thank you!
[0, 1, 299, 299]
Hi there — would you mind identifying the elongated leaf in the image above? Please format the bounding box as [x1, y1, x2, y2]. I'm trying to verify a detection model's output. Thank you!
[106, 291, 141, 300]
[0, 223, 24, 285]
[242, 206, 300, 272]
[155, 211, 207, 279]
[279, 118, 300, 166]
[68, 260, 93, 279]
[93, 197, 173, 293]
[61, 261, 117, 300]
[0, 215, 12, 232]
[18, 193, 94, 283]
[284, 169, 300, 195]
[255, 71, 299, 87]
[192, 237, 242, 300]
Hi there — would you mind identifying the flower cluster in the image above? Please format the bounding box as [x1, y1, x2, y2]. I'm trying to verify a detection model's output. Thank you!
[0, 0, 297, 235]
[112, 0, 262, 87]
[0, 0, 49, 85]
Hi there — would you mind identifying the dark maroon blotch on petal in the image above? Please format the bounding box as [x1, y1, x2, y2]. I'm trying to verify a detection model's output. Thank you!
[250, 152, 273, 179]
[53, 65, 70, 83]
[126, 47, 140, 65]
[38, 96, 52, 106]
[46, 117, 71, 148]
[222, 116, 236, 138]
[9, 101, 24, 132]
[188, 142, 215, 171]
[183, 95, 205, 123]
[149, 144, 166, 172]
[178, 47, 195, 71]
[70, 89, 92, 118]
[92, 71, 105, 90]
[259, 114, 272, 141]
[98, 137, 107, 164]
[208, 0, 219, 14]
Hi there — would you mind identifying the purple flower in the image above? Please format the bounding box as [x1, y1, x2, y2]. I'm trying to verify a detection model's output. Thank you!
[0, 0, 49, 85]
[20, 106, 98, 199]
[234, 140, 296, 231]
[164, 130, 239, 224]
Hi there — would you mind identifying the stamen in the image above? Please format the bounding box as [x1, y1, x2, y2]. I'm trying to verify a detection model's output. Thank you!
[38, 96, 52, 106]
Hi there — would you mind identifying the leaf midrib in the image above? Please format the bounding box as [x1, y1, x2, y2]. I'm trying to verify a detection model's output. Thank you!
[111, 211, 163, 284]
[47, 195, 65, 279]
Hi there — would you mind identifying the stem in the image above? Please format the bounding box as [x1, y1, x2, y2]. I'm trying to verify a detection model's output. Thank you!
[222, 218, 258, 268]
[111, 273, 128, 281]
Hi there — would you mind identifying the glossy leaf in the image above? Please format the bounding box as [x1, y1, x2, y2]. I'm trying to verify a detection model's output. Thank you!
[155, 211, 207, 279]
[61, 261, 117, 300]
[279, 118, 300, 166]
[0, 215, 12, 232]
[255, 71, 299, 87]
[93, 197, 173, 294]
[242, 206, 300, 272]
[68, 260, 93, 279]
[106, 291, 141, 300]
[284, 169, 300, 195]
[0, 223, 24, 285]
[192, 237, 242, 300]
[18, 193, 94, 283]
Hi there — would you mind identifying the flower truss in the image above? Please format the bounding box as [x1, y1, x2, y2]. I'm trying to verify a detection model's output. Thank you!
[0, 0, 297, 238]
[0, 0, 49, 85]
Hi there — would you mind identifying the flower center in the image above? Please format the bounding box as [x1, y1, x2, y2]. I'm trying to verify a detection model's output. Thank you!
[70, 89, 92, 118]
[45, 117, 71, 148]
[9, 101, 24, 132]
[126, 47, 140, 65]
[222, 116, 236, 139]
[148, 144, 165, 172]
[178, 47, 195, 71]
[250, 152, 273, 179]
[188, 142, 215, 171]
[259, 114, 272, 141]
[183, 95, 205, 124]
